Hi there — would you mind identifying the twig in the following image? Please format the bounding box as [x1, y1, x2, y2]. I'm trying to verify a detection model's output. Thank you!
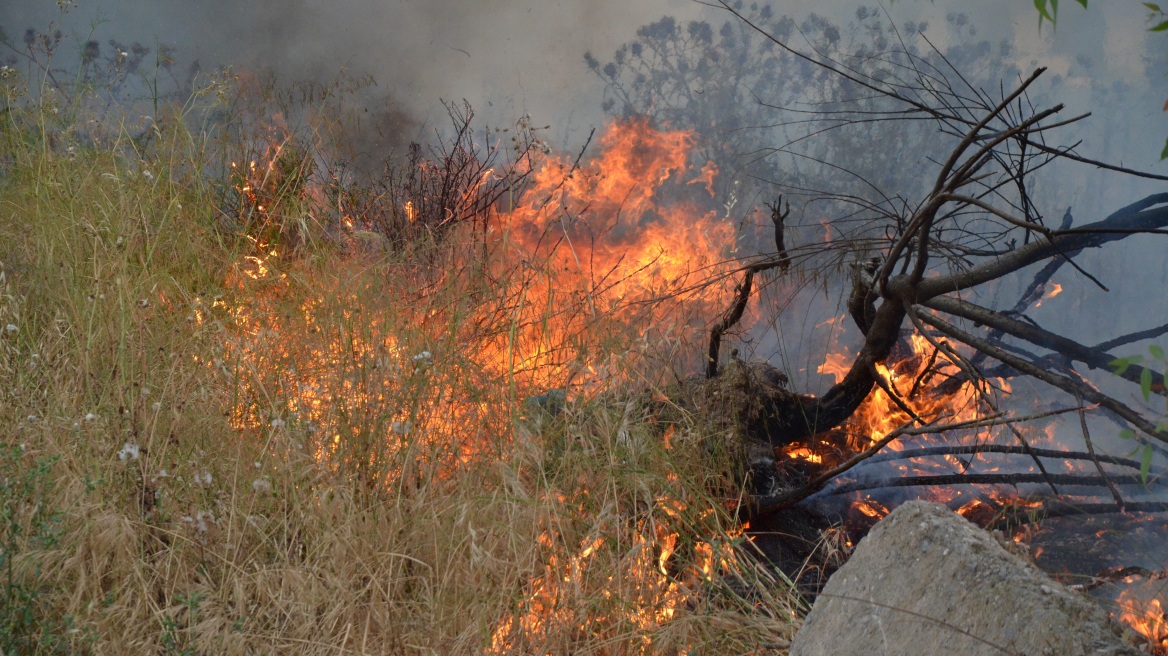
[1077, 397, 1124, 511]
[827, 472, 1152, 496]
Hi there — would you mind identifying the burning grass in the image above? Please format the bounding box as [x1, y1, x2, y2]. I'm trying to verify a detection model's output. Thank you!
[0, 73, 798, 653]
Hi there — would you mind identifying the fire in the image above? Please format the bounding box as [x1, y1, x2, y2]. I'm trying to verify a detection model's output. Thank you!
[219, 116, 735, 433]
[1116, 589, 1168, 653]
[782, 445, 823, 465]
[488, 516, 743, 653]
[214, 115, 747, 648]
[1034, 282, 1063, 308]
[854, 497, 890, 519]
[817, 345, 852, 385]
[827, 332, 1001, 452]
[499, 117, 734, 318]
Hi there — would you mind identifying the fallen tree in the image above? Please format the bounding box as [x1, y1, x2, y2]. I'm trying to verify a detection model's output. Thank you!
[701, 2, 1168, 516]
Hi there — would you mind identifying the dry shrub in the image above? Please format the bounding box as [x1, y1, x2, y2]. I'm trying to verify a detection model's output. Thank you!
[0, 69, 800, 655]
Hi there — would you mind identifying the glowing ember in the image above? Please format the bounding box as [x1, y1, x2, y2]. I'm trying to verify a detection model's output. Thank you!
[854, 497, 890, 519]
[782, 446, 824, 465]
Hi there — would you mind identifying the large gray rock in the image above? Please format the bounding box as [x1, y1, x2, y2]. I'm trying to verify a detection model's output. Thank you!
[791, 500, 1138, 656]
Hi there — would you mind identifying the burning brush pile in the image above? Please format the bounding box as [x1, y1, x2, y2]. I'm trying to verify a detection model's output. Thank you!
[0, 70, 806, 653]
[5, 20, 1168, 654]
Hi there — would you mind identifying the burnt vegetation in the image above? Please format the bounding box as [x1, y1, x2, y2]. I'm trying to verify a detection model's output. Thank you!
[4, 2, 1168, 652]
[593, 2, 1168, 559]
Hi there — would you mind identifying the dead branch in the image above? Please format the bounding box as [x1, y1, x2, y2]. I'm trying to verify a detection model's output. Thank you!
[921, 295, 1167, 397]
[827, 472, 1154, 496]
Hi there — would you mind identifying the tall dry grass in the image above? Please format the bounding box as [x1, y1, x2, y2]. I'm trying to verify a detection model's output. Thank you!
[0, 58, 800, 655]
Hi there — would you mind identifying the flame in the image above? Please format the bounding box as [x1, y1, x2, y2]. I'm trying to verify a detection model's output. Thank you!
[854, 497, 890, 519]
[1034, 282, 1063, 308]
[782, 446, 823, 465]
[1116, 589, 1168, 653]
[828, 333, 1003, 452]
[215, 116, 747, 648]
[818, 347, 852, 385]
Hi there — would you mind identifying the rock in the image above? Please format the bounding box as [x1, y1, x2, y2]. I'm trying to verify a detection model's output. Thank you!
[790, 500, 1138, 656]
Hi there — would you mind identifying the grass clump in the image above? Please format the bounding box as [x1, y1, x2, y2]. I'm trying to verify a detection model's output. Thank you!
[0, 56, 800, 654]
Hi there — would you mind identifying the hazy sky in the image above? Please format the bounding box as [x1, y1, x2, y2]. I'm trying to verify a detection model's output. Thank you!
[2, 1, 1163, 149]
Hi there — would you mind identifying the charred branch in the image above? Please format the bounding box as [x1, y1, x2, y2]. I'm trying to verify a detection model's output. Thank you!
[901, 194, 1168, 301]
[922, 295, 1168, 397]
[827, 472, 1154, 496]
[708, 199, 791, 379]
[999, 501, 1168, 522]
[914, 310, 1168, 445]
[865, 444, 1158, 475]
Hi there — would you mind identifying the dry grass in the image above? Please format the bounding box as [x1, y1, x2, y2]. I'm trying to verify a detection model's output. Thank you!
[0, 69, 801, 654]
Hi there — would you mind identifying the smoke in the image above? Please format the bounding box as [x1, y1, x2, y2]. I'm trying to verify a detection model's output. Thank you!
[2, 2, 1161, 153]
[1, 0, 710, 145]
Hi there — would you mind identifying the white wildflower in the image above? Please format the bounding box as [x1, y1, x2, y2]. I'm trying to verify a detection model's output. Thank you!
[115, 236, 124, 246]
[142, 170, 153, 181]
[152, 402, 162, 411]
[251, 478, 272, 494]
[84, 412, 97, 421]
[195, 470, 212, 486]
[26, 414, 37, 422]
[195, 511, 214, 533]
[4, 324, 15, 333]
[118, 443, 140, 461]
[140, 387, 150, 397]
[269, 417, 285, 429]
[410, 350, 432, 362]
[138, 299, 149, 308]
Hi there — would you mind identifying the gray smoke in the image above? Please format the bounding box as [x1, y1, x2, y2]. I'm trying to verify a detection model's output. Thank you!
[2, 2, 1158, 148]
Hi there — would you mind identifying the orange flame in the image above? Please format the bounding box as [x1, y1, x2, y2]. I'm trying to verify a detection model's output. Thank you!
[1034, 282, 1062, 308]
[217, 116, 746, 648]
[1116, 589, 1168, 653]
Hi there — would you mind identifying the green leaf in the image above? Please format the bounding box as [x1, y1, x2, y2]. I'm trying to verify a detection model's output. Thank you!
[1151, 344, 1166, 361]
[1141, 444, 1154, 484]
[1120, 428, 1137, 440]
[1075, 0, 1088, 6]
[1111, 357, 1133, 375]
[1152, 20, 1168, 31]
[1142, 368, 1154, 401]
[1035, 0, 1056, 23]
[1145, 3, 1163, 11]
[1162, 136, 1168, 161]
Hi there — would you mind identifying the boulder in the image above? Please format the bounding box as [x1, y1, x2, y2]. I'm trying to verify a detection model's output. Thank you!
[790, 500, 1138, 656]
